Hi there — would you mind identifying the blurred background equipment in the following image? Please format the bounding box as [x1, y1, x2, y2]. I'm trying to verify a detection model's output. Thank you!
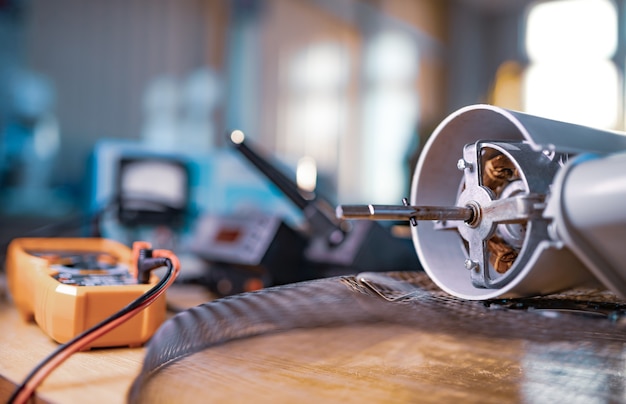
[227, 130, 420, 275]
[0, 69, 70, 216]
[88, 139, 193, 248]
[89, 137, 305, 295]
[2, 0, 622, 211]
[115, 156, 190, 228]
[190, 213, 307, 293]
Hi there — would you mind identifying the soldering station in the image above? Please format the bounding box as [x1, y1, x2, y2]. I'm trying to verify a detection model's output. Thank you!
[2, 1, 626, 403]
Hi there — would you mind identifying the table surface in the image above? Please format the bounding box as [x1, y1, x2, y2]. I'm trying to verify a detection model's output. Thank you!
[0, 301, 144, 403]
[3, 275, 626, 404]
[0, 282, 214, 404]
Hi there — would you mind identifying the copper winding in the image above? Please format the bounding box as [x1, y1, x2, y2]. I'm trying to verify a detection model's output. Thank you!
[482, 151, 522, 274]
[487, 236, 518, 274]
[482, 153, 519, 196]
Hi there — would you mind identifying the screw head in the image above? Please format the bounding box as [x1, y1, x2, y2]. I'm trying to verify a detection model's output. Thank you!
[457, 158, 472, 171]
[464, 259, 478, 271]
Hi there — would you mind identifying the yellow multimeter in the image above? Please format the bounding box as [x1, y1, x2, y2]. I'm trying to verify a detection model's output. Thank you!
[5, 238, 167, 348]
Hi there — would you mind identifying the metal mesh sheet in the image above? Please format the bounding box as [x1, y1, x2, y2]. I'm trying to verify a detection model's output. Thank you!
[129, 271, 626, 403]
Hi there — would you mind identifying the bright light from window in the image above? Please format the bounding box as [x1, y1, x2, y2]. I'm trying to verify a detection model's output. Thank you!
[289, 43, 348, 91]
[362, 30, 419, 204]
[282, 42, 349, 179]
[523, 60, 619, 129]
[523, 0, 619, 129]
[365, 31, 419, 82]
[526, 0, 617, 62]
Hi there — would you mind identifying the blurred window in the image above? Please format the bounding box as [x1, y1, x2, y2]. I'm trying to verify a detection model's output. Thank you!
[361, 30, 419, 204]
[284, 42, 349, 173]
[522, 0, 620, 129]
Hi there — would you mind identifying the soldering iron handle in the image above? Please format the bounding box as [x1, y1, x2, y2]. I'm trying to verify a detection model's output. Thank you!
[229, 133, 311, 210]
[228, 131, 343, 237]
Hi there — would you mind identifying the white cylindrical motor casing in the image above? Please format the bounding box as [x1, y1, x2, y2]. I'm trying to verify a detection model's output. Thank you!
[549, 152, 626, 298]
[411, 104, 626, 300]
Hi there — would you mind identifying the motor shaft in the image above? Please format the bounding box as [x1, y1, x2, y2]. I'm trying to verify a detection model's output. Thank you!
[336, 204, 474, 223]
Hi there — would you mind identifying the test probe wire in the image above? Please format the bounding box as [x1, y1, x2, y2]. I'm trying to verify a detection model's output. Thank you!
[8, 249, 181, 404]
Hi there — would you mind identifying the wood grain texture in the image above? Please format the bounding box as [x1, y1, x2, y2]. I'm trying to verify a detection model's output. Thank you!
[0, 280, 216, 403]
[140, 324, 525, 403]
[0, 301, 145, 403]
[137, 323, 626, 404]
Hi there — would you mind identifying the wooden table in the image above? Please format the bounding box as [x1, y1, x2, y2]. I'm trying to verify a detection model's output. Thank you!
[0, 283, 214, 404]
[139, 324, 529, 403]
[3, 275, 626, 403]
[0, 300, 144, 403]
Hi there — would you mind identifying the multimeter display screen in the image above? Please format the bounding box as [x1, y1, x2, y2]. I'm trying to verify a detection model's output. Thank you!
[29, 251, 137, 286]
[31, 251, 118, 270]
